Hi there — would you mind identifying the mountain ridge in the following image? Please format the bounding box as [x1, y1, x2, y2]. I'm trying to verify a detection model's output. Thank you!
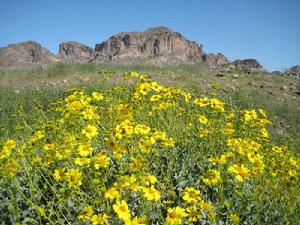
[1, 26, 297, 74]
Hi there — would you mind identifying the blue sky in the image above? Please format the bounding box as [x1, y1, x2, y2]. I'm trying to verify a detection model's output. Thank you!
[0, 0, 299, 71]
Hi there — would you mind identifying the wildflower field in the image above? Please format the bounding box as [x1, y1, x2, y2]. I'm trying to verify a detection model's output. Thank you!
[0, 71, 300, 224]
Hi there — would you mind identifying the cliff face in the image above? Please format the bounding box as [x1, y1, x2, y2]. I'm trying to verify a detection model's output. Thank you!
[58, 41, 94, 62]
[94, 27, 203, 64]
[0, 41, 59, 67]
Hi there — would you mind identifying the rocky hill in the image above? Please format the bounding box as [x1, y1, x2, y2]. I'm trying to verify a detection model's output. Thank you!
[94, 27, 203, 64]
[0, 41, 59, 67]
[0, 27, 275, 72]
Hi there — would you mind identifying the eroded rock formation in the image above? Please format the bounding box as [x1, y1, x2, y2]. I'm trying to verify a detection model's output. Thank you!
[0, 41, 59, 67]
[58, 41, 94, 62]
[232, 59, 266, 73]
[94, 27, 203, 64]
[202, 53, 230, 69]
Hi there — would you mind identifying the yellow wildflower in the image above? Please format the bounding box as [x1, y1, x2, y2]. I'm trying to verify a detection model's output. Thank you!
[260, 128, 269, 139]
[152, 131, 167, 141]
[65, 168, 82, 188]
[94, 153, 110, 169]
[1, 158, 18, 177]
[139, 83, 151, 96]
[203, 169, 222, 186]
[151, 81, 163, 92]
[210, 98, 224, 112]
[74, 157, 91, 166]
[123, 175, 141, 191]
[5, 139, 16, 149]
[143, 174, 157, 186]
[164, 138, 175, 148]
[91, 213, 109, 225]
[82, 108, 99, 120]
[200, 200, 214, 211]
[115, 120, 134, 139]
[92, 92, 104, 101]
[182, 92, 192, 102]
[166, 206, 187, 225]
[129, 157, 144, 171]
[106, 137, 118, 149]
[53, 168, 65, 181]
[228, 164, 250, 182]
[113, 200, 131, 222]
[182, 187, 201, 203]
[82, 125, 98, 139]
[105, 186, 120, 200]
[229, 213, 240, 224]
[208, 155, 227, 165]
[43, 143, 54, 151]
[125, 216, 146, 225]
[242, 109, 258, 123]
[194, 97, 209, 107]
[198, 115, 210, 125]
[0, 147, 11, 160]
[78, 205, 93, 220]
[78, 143, 93, 157]
[150, 94, 162, 102]
[223, 122, 234, 135]
[185, 205, 200, 222]
[31, 130, 44, 143]
[142, 186, 161, 201]
[134, 124, 151, 135]
[113, 146, 126, 160]
[199, 128, 210, 138]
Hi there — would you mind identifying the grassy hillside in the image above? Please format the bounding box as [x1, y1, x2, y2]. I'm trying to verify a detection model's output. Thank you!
[0, 64, 300, 224]
[1, 63, 299, 152]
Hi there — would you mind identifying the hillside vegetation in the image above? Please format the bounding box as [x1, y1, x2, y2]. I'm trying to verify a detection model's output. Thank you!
[0, 65, 300, 224]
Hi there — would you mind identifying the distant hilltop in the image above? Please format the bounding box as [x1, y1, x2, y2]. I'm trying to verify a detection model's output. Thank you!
[0, 26, 298, 75]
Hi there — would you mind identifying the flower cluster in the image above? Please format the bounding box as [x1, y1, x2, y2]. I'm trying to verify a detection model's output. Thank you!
[1, 71, 299, 224]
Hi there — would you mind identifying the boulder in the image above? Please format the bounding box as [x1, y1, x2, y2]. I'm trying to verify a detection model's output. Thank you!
[0, 41, 59, 67]
[202, 53, 230, 69]
[94, 27, 203, 64]
[59, 41, 94, 62]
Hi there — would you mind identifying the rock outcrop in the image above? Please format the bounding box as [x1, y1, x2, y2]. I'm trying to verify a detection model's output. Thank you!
[59, 41, 94, 62]
[288, 65, 300, 75]
[202, 53, 230, 69]
[94, 27, 203, 64]
[0, 41, 59, 67]
[232, 59, 266, 73]
[285, 65, 300, 79]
